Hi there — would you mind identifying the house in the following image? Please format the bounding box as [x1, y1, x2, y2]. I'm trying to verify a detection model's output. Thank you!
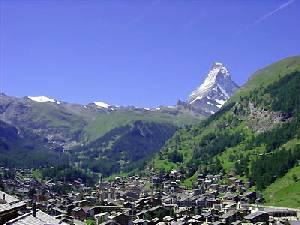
[95, 212, 109, 224]
[201, 211, 214, 222]
[221, 210, 241, 224]
[114, 213, 131, 225]
[72, 207, 87, 221]
[0, 191, 27, 224]
[244, 192, 256, 203]
[206, 198, 220, 208]
[195, 196, 207, 208]
[133, 218, 150, 225]
[223, 193, 238, 202]
[244, 211, 269, 223]
[4, 210, 68, 225]
[212, 222, 225, 225]
[100, 220, 121, 225]
[89, 206, 103, 217]
[263, 207, 297, 218]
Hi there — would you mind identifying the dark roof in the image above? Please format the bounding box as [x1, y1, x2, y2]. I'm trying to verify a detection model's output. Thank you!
[212, 222, 225, 225]
[244, 211, 268, 220]
[221, 210, 237, 219]
[263, 207, 297, 214]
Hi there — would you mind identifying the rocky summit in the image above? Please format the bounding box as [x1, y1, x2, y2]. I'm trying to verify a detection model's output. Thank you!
[187, 62, 239, 115]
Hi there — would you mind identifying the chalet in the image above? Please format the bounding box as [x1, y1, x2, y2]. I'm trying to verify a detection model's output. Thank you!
[71, 207, 87, 221]
[176, 196, 195, 207]
[223, 192, 239, 202]
[206, 198, 220, 208]
[210, 184, 220, 191]
[112, 213, 131, 225]
[195, 196, 207, 208]
[201, 211, 214, 222]
[95, 212, 109, 224]
[221, 210, 241, 224]
[152, 177, 161, 185]
[163, 215, 173, 222]
[133, 218, 149, 225]
[100, 219, 121, 225]
[0, 191, 27, 224]
[48, 206, 67, 216]
[219, 185, 229, 193]
[88, 206, 102, 217]
[244, 211, 269, 223]
[4, 210, 68, 225]
[213, 203, 222, 211]
[244, 191, 256, 203]
[263, 207, 298, 218]
[85, 195, 98, 204]
[212, 221, 225, 225]
[193, 188, 204, 195]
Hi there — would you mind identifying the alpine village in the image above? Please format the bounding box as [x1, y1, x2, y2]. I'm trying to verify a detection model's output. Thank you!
[1, 57, 300, 225]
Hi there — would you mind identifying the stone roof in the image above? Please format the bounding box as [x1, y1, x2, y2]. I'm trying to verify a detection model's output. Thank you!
[0, 191, 19, 204]
[4, 210, 68, 225]
[244, 211, 268, 220]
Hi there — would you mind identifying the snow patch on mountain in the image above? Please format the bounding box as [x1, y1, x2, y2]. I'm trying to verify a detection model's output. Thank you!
[186, 62, 239, 115]
[27, 96, 59, 104]
[94, 101, 110, 109]
[188, 62, 230, 102]
[215, 99, 226, 105]
[217, 84, 230, 98]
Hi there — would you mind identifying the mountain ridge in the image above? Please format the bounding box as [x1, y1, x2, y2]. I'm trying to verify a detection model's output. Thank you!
[186, 62, 239, 115]
[1, 61, 238, 151]
[151, 55, 300, 207]
[0, 60, 240, 177]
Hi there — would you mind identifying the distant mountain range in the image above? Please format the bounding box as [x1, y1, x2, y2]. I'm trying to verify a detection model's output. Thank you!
[0, 61, 238, 151]
[0, 61, 239, 173]
[2, 56, 300, 208]
[18, 61, 239, 115]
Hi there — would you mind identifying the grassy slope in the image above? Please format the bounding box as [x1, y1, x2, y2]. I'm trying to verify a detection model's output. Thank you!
[75, 120, 178, 177]
[264, 164, 300, 208]
[152, 56, 300, 205]
[230, 56, 300, 102]
[85, 110, 203, 141]
[153, 158, 178, 172]
[30, 103, 87, 130]
[263, 138, 300, 208]
[218, 145, 264, 173]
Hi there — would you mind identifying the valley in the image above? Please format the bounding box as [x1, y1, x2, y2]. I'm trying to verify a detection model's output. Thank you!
[1, 56, 300, 225]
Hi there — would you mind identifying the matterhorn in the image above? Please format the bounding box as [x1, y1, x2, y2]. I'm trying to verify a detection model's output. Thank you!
[187, 62, 239, 115]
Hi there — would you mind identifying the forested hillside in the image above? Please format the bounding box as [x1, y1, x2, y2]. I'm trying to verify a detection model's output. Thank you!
[73, 120, 177, 177]
[0, 120, 68, 168]
[0, 93, 202, 174]
[152, 56, 300, 207]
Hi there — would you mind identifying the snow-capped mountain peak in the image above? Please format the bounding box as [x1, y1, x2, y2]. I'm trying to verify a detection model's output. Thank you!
[27, 96, 60, 104]
[187, 62, 239, 115]
[188, 62, 230, 103]
[93, 101, 111, 109]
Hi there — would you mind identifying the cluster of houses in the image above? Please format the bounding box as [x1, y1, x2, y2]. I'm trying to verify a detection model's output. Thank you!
[0, 167, 300, 225]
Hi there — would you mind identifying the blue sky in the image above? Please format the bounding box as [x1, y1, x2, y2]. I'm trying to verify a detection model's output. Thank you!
[1, 0, 300, 107]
